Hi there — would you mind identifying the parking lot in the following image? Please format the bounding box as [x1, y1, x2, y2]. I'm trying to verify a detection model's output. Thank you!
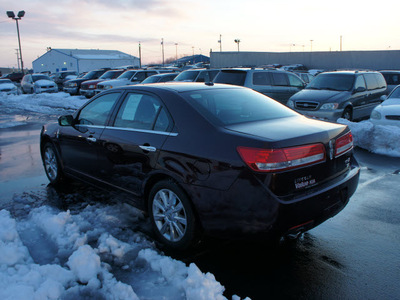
[0, 91, 399, 299]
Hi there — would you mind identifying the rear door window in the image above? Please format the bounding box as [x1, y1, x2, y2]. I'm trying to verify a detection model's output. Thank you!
[271, 72, 288, 86]
[287, 73, 304, 87]
[114, 93, 171, 131]
[252, 72, 272, 85]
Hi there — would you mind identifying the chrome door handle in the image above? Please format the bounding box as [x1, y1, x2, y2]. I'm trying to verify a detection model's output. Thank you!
[86, 137, 97, 143]
[139, 145, 156, 152]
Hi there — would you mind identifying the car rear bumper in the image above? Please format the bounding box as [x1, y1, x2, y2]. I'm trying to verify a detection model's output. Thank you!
[187, 158, 360, 239]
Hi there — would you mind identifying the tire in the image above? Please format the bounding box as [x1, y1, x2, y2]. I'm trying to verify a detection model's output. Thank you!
[342, 107, 353, 121]
[42, 142, 64, 185]
[148, 180, 197, 251]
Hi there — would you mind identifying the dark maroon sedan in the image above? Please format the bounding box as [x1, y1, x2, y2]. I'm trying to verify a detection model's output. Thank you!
[40, 83, 360, 250]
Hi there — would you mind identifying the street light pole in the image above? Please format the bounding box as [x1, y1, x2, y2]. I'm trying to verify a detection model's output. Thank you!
[7, 11, 25, 73]
[234, 39, 240, 52]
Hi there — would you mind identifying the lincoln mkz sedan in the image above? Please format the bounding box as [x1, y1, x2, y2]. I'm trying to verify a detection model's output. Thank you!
[40, 83, 360, 250]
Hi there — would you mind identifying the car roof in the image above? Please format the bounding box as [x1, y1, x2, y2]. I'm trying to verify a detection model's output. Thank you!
[115, 82, 243, 93]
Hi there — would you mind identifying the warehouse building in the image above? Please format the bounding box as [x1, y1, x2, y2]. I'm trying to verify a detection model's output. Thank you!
[32, 48, 139, 73]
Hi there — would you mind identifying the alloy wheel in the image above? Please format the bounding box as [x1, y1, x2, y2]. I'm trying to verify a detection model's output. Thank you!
[44, 146, 58, 182]
[152, 188, 188, 242]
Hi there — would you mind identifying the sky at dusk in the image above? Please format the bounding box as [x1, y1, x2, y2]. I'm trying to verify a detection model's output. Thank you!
[1, 0, 399, 69]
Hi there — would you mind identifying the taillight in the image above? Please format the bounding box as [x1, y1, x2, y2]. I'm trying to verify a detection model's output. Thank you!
[237, 144, 326, 172]
[335, 131, 353, 157]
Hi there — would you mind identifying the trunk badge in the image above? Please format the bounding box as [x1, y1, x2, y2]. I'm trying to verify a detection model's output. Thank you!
[328, 140, 334, 160]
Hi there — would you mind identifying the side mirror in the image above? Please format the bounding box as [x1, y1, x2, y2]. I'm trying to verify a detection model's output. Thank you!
[58, 115, 74, 126]
[131, 77, 138, 82]
[354, 86, 366, 93]
[380, 95, 387, 101]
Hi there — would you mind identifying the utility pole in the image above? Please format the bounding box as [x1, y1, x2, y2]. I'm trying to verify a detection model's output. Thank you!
[310, 39, 313, 52]
[340, 35, 343, 51]
[218, 34, 222, 52]
[175, 43, 178, 61]
[138, 42, 142, 68]
[192, 46, 195, 63]
[161, 38, 165, 66]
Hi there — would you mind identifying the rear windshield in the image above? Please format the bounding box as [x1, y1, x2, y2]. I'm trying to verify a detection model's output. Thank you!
[182, 88, 297, 125]
[213, 70, 246, 86]
[306, 73, 355, 91]
[174, 71, 200, 82]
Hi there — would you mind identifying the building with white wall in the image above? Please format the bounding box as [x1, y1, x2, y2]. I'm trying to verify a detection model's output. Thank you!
[32, 49, 139, 73]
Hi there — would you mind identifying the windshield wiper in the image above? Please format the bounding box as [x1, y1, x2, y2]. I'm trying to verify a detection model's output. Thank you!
[306, 87, 320, 90]
[320, 87, 340, 91]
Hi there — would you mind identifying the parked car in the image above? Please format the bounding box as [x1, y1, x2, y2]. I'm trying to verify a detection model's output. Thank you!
[1, 72, 24, 83]
[287, 70, 387, 122]
[52, 71, 78, 90]
[63, 68, 110, 96]
[173, 69, 220, 83]
[379, 70, 400, 95]
[95, 69, 159, 93]
[370, 84, 400, 127]
[80, 69, 125, 98]
[0, 79, 19, 95]
[40, 83, 360, 250]
[280, 64, 308, 72]
[21, 74, 58, 94]
[140, 73, 179, 84]
[213, 68, 306, 104]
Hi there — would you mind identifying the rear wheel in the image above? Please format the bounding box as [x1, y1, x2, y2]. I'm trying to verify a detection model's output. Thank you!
[148, 180, 197, 251]
[342, 107, 352, 121]
[42, 142, 64, 185]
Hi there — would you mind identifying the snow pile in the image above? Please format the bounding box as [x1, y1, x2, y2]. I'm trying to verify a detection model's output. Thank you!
[338, 118, 400, 157]
[0, 199, 242, 300]
[0, 92, 86, 114]
[139, 249, 228, 300]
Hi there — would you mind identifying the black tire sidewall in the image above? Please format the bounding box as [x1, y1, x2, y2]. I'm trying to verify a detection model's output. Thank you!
[148, 180, 196, 251]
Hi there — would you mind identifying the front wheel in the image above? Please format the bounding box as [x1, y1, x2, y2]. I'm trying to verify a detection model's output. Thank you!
[148, 180, 197, 251]
[42, 142, 64, 185]
[342, 107, 353, 121]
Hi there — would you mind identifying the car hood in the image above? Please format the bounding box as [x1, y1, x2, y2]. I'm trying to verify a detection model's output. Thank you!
[225, 115, 346, 145]
[0, 83, 16, 90]
[35, 79, 55, 86]
[65, 78, 90, 84]
[290, 89, 350, 103]
[381, 98, 400, 106]
[81, 79, 104, 86]
[100, 79, 129, 87]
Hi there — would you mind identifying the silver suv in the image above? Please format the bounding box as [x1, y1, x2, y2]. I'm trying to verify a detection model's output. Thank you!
[287, 70, 387, 122]
[213, 68, 306, 104]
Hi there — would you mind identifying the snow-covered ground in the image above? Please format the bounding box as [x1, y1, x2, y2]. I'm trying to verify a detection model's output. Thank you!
[0, 187, 237, 300]
[1, 91, 399, 299]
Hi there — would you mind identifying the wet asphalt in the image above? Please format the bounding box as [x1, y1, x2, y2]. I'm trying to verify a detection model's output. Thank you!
[0, 120, 399, 300]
